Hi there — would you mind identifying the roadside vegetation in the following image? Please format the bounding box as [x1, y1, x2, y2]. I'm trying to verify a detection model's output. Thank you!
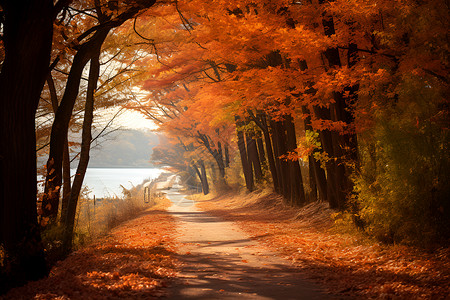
[195, 191, 450, 299]
[3, 190, 178, 299]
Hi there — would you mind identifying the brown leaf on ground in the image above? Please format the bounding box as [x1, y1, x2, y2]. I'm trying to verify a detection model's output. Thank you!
[4, 200, 179, 300]
[196, 192, 450, 299]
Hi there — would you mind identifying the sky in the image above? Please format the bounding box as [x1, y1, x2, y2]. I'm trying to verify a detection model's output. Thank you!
[97, 107, 158, 131]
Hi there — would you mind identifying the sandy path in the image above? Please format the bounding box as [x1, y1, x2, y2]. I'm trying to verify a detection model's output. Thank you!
[165, 190, 331, 300]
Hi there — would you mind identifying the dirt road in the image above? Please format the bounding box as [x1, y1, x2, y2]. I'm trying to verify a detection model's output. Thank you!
[165, 189, 331, 300]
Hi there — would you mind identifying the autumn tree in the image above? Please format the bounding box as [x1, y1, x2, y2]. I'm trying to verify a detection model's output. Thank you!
[127, 0, 448, 244]
[0, 0, 70, 291]
[41, 0, 157, 236]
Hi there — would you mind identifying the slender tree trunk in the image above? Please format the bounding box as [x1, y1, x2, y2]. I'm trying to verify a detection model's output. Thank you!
[235, 116, 254, 191]
[191, 164, 202, 191]
[61, 139, 71, 225]
[62, 50, 101, 254]
[308, 158, 318, 201]
[47, 75, 71, 223]
[41, 1, 156, 223]
[284, 115, 306, 206]
[197, 132, 226, 181]
[192, 161, 209, 195]
[42, 31, 107, 224]
[318, 1, 358, 209]
[199, 160, 209, 195]
[302, 106, 327, 202]
[0, 0, 54, 291]
[259, 114, 279, 192]
[313, 106, 340, 208]
[269, 119, 284, 195]
[256, 134, 266, 168]
[246, 130, 263, 181]
[271, 120, 290, 203]
[224, 143, 230, 168]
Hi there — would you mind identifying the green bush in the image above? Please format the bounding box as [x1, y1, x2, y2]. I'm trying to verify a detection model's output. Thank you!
[355, 75, 450, 246]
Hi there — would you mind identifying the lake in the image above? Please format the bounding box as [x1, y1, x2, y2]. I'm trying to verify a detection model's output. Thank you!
[77, 168, 163, 198]
[37, 168, 163, 198]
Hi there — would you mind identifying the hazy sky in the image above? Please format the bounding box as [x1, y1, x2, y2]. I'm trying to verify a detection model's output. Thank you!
[97, 107, 158, 131]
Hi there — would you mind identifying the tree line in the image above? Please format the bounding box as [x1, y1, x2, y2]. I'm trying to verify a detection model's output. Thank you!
[131, 0, 449, 246]
[0, 0, 448, 294]
[0, 0, 158, 292]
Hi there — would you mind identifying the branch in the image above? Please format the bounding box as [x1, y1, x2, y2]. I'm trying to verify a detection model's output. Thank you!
[422, 68, 449, 84]
[54, 0, 73, 19]
[336, 46, 398, 60]
[247, 109, 266, 131]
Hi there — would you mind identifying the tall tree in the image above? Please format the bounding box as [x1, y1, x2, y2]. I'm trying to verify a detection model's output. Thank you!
[0, 0, 69, 291]
[42, 0, 157, 225]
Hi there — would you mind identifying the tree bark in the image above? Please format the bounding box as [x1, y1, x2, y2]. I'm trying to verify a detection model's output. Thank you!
[224, 143, 230, 168]
[198, 160, 209, 195]
[318, 0, 359, 209]
[47, 75, 72, 223]
[42, 1, 157, 224]
[246, 129, 263, 181]
[302, 106, 327, 202]
[270, 120, 290, 203]
[0, 0, 54, 291]
[62, 50, 101, 254]
[284, 114, 306, 206]
[255, 112, 279, 192]
[42, 28, 109, 225]
[61, 139, 72, 225]
[235, 116, 254, 191]
[256, 134, 266, 168]
[197, 132, 226, 181]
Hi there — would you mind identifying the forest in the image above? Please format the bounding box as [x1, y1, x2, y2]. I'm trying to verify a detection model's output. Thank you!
[0, 0, 449, 297]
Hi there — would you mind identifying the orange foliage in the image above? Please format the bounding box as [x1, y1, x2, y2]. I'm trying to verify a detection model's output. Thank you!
[122, 0, 448, 141]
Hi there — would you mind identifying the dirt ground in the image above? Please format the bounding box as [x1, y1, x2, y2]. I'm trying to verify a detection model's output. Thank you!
[192, 191, 450, 299]
[164, 188, 333, 300]
[2, 199, 178, 300]
[3, 189, 448, 299]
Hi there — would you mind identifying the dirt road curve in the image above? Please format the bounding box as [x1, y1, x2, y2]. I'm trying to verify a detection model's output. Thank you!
[165, 190, 331, 300]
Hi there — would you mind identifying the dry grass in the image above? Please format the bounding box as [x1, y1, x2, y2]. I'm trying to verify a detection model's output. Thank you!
[72, 182, 164, 246]
[3, 197, 178, 299]
[195, 191, 450, 299]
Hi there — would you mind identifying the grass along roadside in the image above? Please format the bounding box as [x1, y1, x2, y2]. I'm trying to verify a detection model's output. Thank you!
[3, 197, 179, 299]
[194, 191, 450, 299]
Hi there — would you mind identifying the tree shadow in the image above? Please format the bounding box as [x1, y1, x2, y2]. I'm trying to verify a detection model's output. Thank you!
[166, 250, 332, 300]
[3, 243, 177, 299]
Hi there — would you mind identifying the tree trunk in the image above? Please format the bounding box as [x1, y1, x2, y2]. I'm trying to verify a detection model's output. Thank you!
[284, 115, 306, 206]
[42, 29, 109, 225]
[235, 116, 254, 191]
[269, 119, 284, 195]
[224, 143, 230, 168]
[0, 0, 54, 291]
[47, 75, 72, 223]
[192, 161, 209, 195]
[308, 158, 318, 201]
[61, 139, 71, 225]
[259, 114, 279, 192]
[41, 1, 157, 223]
[271, 120, 290, 203]
[319, 1, 359, 209]
[199, 160, 209, 195]
[302, 106, 327, 202]
[313, 106, 341, 208]
[62, 50, 101, 254]
[256, 134, 266, 168]
[197, 132, 226, 181]
[246, 130, 263, 181]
